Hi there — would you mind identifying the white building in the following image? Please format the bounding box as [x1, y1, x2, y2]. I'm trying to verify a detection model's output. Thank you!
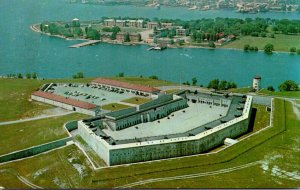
[253, 75, 262, 91]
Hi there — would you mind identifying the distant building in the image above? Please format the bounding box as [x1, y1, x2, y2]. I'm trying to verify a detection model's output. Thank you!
[127, 20, 137, 28]
[137, 20, 144, 28]
[116, 20, 126, 27]
[147, 22, 159, 29]
[154, 28, 168, 37]
[129, 33, 141, 42]
[116, 32, 126, 42]
[161, 22, 173, 29]
[101, 32, 113, 41]
[72, 18, 80, 27]
[176, 28, 188, 36]
[253, 75, 261, 91]
[103, 19, 116, 27]
[92, 78, 160, 96]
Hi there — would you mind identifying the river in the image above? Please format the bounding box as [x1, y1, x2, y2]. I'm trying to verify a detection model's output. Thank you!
[0, 0, 299, 88]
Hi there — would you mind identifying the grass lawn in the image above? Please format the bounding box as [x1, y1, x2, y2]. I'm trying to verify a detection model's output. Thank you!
[121, 97, 151, 105]
[101, 103, 132, 111]
[0, 113, 87, 156]
[106, 77, 176, 87]
[223, 34, 300, 52]
[0, 99, 300, 188]
[1, 98, 298, 188]
[164, 89, 180, 94]
[0, 144, 93, 188]
[257, 89, 300, 98]
[74, 135, 107, 168]
[228, 87, 252, 94]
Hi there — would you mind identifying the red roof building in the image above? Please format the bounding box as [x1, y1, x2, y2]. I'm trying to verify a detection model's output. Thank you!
[32, 91, 97, 110]
[92, 78, 160, 93]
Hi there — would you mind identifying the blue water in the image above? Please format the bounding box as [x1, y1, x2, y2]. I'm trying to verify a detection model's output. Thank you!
[0, 0, 300, 88]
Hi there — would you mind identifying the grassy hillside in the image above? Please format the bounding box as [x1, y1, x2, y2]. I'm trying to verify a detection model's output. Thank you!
[0, 113, 87, 155]
[223, 34, 300, 52]
[1, 98, 299, 188]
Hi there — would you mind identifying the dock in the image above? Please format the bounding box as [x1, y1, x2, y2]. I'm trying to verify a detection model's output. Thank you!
[69, 40, 101, 48]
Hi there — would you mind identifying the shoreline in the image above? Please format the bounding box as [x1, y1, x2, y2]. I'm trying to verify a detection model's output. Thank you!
[30, 24, 296, 54]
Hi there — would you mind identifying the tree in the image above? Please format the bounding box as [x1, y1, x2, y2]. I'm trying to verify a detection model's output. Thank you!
[267, 86, 275, 91]
[278, 80, 298, 91]
[17, 73, 23, 79]
[260, 32, 267, 37]
[290, 47, 296, 53]
[297, 49, 300, 55]
[117, 72, 124, 77]
[182, 81, 190, 85]
[32, 73, 38, 79]
[124, 33, 130, 42]
[72, 72, 84, 79]
[86, 28, 100, 40]
[244, 44, 250, 51]
[74, 27, 83, 36]
[138, 34, 142, 42]
[254, 46, 258, 51]
[149, 75, 158, 80]
[269, 33, 275, 38]
[227, 81, 237, 89]
[110, 32, 117, 40]
[26, 73, 32, 79]
[208, 79, 219, 90]
[208, 41, 216, 48]
[264, 44, 274, 54]
[192, 77, 197, 86]
[219, 80, 228, 90]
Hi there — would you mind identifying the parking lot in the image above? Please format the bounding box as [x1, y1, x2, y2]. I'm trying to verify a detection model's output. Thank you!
[47, 83, 136, 107]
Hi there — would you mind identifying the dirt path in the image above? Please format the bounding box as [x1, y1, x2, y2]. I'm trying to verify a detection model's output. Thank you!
[115, 161, 261, 188]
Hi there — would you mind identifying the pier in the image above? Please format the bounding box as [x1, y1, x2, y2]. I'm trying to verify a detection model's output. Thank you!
[69, 40, 101, 48]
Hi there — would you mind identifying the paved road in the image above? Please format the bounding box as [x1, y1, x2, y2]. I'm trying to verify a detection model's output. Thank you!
[116, 161, 261, 188]
[0, 111, 74, 126]
[156, 85, 294, 106]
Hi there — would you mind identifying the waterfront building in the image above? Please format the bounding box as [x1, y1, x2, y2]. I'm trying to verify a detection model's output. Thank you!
[103, 19, 116, 27]
[101, 32, 113, 41]
[147, 22, 159, 29]
[116, 20, 126, 27]
[161, 22, 173, 29]
[176, 28, 188, 36]
[137, 20, 144, 28]
[129, 33, 141, 42]
[127, 20, 137, 27]
[116, 32, 126, 42]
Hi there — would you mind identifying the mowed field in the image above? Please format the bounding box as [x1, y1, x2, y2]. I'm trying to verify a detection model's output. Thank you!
[223, 34, 300, 52]
[0, 98, 299, 188]
[0, 113, 87, 156]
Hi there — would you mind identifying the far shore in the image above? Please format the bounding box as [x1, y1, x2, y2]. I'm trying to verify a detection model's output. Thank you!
[30, 24, 297, 54]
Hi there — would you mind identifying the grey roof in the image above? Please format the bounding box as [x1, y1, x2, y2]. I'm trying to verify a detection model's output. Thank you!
[83, 92, 247, 145]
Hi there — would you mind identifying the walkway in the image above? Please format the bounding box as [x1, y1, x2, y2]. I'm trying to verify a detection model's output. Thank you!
[0, 111, 74, 126]
[69, 40, 101, 48]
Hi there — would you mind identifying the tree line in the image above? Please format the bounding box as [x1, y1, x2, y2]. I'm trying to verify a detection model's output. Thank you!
[6, 73, 38, 79]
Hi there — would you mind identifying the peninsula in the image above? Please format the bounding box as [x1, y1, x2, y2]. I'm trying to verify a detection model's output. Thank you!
[32, 17, 300, 53]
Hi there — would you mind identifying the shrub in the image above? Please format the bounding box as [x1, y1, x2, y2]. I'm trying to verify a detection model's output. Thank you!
[267, 86, 275, 92]
[264, 44, 274, 54]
